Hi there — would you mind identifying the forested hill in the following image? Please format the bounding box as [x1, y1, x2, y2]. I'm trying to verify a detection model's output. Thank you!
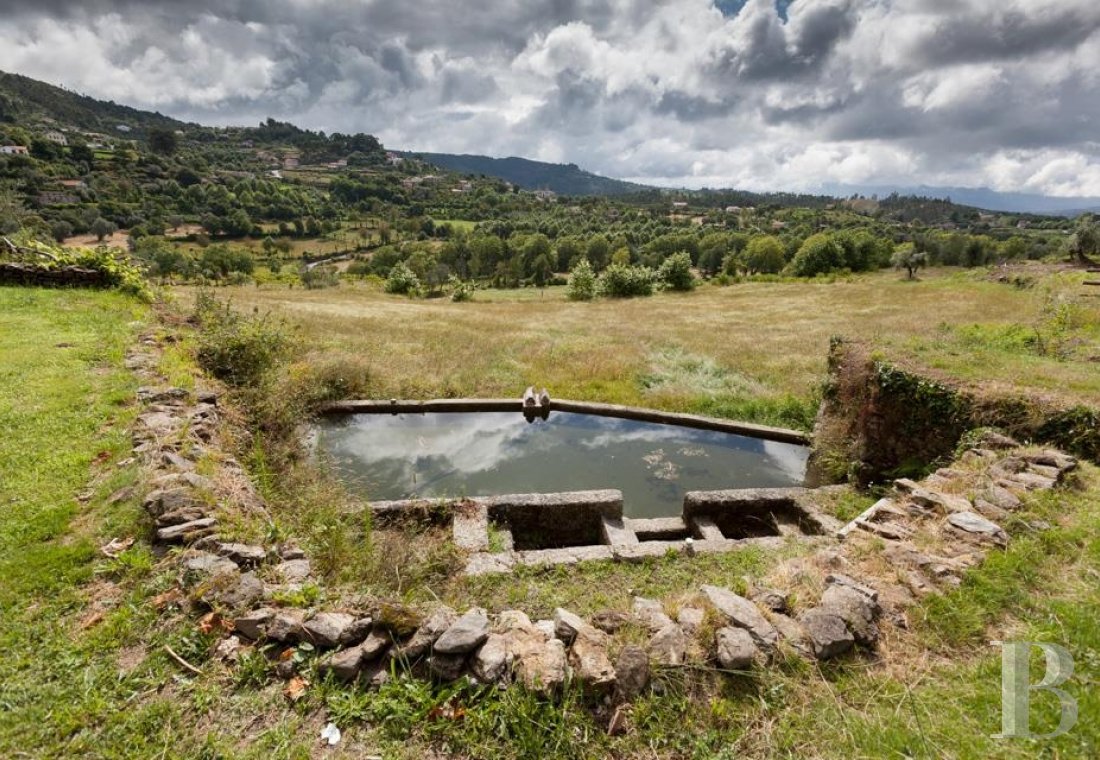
[0, 70, 189, 134]
[400, 152, 650, 196]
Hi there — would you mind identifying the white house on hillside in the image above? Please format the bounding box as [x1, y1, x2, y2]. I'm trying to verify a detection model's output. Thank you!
[44, 131, 68, 146]
[1, 145, 29, 155]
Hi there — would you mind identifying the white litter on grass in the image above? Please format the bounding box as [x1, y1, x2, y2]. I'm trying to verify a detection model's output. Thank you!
[320, 722, 341, 746]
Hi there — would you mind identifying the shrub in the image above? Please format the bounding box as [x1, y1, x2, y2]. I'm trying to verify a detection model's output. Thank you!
[657, 251, 696, 291]
[449, 276, 473, 302]
[598, 263, 655, 298]
[300, 265, 340, 289]
[385, 261, 420, 295]
[566, 258, 596, 301]
[193, 291, 295, 387]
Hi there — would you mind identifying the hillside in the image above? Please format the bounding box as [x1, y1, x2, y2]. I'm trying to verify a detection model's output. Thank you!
[825, 182, 1100, 216]
[400, 151, 650, 196]
[0, 70, 189, 135]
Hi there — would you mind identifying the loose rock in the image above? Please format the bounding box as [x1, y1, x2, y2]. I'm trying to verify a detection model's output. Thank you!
[820, 585, 879, 647]
[303, 612, 358, 648]
[552, 607, 588, 643]
[715, 627, 757, 670]
[434, 608, 490, 655]
[647, 622, 686, 666]
[700, 585, 778, 649]
[632, 596, 674, 632]
[798, 607, 854, 660]
[569, 627, 616, 694]
[614, 646, 650, 700]
[472, 633, 509, 683]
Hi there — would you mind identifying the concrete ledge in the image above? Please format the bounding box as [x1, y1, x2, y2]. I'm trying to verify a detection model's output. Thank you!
[600, 516, 638, 546]
[625, 516, 689, 539]
[322, 398, 522, 414]
[515, 545, 615, 566]
[486, 490, 623, 550]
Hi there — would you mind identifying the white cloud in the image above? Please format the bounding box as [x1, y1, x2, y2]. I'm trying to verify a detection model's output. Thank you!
[1, 0, 1099, 196]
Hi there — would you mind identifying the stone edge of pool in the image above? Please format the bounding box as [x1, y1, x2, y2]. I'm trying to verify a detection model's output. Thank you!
[317, 398, 810, 446]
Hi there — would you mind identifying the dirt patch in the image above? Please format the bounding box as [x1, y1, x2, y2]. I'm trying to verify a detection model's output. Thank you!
[63, 230, 130, 249]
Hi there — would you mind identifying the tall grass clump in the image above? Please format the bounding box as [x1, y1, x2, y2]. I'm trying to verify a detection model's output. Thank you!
[193, 289, 295, 387]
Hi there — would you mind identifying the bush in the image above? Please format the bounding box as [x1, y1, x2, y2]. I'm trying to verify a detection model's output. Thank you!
[300, 265, 340, 289]
[657, 251, 696, 291]
[193, 291, 295, 387]
[598, 263, 655, 298]
[449, 276, 473, 302]
[566, 259, 596, 301]
[385, 261, 420, 295]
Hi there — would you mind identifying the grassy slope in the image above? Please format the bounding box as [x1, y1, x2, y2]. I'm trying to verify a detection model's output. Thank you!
[202, 267, 1100, 432]
[1, 283, 1097, 759]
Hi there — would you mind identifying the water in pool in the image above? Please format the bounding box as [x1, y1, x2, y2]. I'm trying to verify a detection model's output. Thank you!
[314, 411, 808, 519]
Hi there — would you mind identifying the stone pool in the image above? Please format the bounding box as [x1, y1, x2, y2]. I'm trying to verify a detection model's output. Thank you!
[314, 410, 808, 519]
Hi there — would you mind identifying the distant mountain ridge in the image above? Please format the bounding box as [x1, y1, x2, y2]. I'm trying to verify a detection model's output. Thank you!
[399, 151, 650, 196]
[822, 182, 1100, 216]
[4, 67, 1098, 214]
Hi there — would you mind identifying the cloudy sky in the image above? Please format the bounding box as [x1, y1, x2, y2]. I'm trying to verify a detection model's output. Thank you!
[2, 0, 1100, 195]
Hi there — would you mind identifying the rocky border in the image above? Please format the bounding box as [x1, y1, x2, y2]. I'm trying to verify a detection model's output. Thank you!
[123, 335, 1081, 703]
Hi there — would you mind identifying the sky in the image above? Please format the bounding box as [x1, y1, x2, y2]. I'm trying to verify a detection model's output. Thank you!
[2, 0, 1100, 196]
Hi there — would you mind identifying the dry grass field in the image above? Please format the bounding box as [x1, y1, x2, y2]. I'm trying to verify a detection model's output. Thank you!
[192, 265, 1100, 430]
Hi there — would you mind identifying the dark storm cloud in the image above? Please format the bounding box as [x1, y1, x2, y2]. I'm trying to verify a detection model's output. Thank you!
[2, 0, 1100, 194]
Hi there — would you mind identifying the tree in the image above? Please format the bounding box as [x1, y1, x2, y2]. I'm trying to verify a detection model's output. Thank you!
[168, 214, 185, 232]
[598, 264, 655, 298]
[657, 251, 696, 291]
[0, 186, 28, 235]
[891, 243, 927, 280]
[1069, 215, 1098, 264]
[90, 217, 117, 242]
[567, 259, 596, 301]
[148, 128, 179, 156]
[790, 233, 844, 277]
[610, 246, 632, 266]
[742, 235, 786, 274]
[530, 253, 553, 287]
[50, 220, 73, 242]
[385, 261, 421, 295]
[69, 144, 95, 164]
[586, 235, 611, 270]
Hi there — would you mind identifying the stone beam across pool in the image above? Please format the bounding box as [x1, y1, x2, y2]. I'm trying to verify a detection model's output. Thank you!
[319, 398, 810, 446]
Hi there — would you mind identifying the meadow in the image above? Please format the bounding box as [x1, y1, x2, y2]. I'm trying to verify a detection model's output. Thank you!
[197, 266, 1100, 431]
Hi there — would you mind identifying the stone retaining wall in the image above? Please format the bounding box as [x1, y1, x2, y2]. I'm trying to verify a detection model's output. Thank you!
[0, 262, 111, 288]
